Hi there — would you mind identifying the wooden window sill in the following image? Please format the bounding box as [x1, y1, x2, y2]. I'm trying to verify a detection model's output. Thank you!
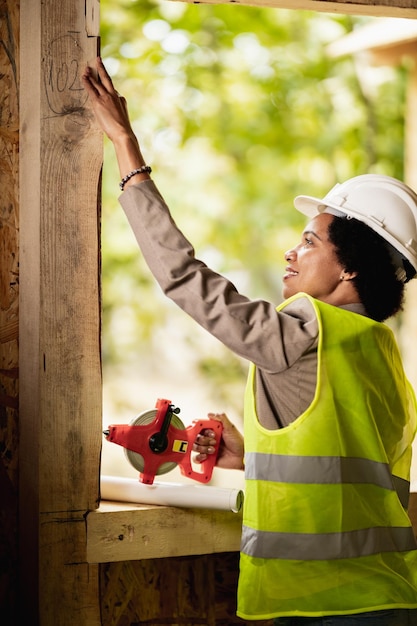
[86, 501, 242, 563]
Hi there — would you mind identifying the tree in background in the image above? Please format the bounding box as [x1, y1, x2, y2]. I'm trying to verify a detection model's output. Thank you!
[99, 1, 406, 424]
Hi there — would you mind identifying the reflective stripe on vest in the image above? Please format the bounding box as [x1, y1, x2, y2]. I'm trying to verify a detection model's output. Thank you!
[244, 452, 411, 508]
[241, 524, 417, 560]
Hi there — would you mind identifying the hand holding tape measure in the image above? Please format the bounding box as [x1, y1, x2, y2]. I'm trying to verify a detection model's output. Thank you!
[104, 398, 223, 485]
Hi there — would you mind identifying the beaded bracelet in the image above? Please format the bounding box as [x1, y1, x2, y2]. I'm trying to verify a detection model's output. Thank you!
[119, 165, 152, 191]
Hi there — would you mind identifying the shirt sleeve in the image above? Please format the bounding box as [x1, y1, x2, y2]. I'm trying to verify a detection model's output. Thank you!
[119, 179, 318, 373]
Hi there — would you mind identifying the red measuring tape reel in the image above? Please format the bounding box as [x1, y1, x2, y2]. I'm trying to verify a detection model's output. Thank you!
[104, 398, 223, 485]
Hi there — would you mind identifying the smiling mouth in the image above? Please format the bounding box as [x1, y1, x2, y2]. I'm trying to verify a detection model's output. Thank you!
[284, 267, 298, 279]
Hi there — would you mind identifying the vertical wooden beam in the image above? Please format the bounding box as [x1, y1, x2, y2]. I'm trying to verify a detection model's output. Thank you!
[19, 1, 102, 623]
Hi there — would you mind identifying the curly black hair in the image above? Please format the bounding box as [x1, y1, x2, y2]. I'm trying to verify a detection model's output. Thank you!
[327, 216, 413, 322]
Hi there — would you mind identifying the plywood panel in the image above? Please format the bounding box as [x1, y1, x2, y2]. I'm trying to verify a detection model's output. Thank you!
[100, 552, 273, 626]
[0, 0, 20, 622]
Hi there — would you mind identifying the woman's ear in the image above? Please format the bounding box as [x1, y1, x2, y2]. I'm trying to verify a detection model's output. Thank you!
[340, 269, 358, 281]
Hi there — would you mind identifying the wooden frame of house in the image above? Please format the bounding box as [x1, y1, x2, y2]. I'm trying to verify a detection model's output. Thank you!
[1, 1, 417, 624]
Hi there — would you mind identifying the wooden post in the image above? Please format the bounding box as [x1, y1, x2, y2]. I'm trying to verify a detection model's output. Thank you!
[19, 0, 102, 622]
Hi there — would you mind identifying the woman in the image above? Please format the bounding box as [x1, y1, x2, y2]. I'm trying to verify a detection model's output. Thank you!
[82, 57, 417, 625]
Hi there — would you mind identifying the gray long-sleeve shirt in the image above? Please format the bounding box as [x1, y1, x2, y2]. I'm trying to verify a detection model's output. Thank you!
[120, 180, 365, 429]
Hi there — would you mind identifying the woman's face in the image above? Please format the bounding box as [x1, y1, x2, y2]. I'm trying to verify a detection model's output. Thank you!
[282, 213, 349, 304]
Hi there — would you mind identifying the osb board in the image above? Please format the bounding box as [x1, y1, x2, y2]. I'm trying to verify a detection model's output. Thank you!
[100, 552, 273, 626]
[0, 0, 19, 623]
[0, 0, 19, 503]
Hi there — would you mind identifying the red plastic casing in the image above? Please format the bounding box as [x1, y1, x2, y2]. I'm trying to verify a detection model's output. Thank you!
[105, 398, 223, 485]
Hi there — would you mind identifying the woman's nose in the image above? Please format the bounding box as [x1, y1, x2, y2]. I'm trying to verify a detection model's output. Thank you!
[285, 248, 295, 262]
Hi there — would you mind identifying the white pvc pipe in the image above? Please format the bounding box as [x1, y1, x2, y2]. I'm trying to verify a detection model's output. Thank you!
[101, 475, 244, 513]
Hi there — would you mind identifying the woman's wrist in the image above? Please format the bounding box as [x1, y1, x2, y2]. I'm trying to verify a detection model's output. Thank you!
[119, 165, 152, 191]
[112, 134, 151, 189]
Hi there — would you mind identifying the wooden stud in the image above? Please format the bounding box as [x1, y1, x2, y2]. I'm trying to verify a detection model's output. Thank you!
[19, 0, 102, 622]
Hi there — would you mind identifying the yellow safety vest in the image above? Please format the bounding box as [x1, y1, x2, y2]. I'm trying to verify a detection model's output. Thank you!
[237, 293, 417, 621]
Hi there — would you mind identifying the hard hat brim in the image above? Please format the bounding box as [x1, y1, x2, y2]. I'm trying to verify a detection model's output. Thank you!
[293, 195, 343, 218]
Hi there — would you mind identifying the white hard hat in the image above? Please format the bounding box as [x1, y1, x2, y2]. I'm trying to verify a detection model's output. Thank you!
[294, 174, 417, 280]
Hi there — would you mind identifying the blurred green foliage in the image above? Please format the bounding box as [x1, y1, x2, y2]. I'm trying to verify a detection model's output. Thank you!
[100, 1, 407, 407]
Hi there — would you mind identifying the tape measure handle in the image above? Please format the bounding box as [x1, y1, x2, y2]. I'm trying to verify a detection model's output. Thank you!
[179, 419, 223, 484]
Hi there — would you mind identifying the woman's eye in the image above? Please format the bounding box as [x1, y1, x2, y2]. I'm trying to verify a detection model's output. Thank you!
[304, 238, 313, 246]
